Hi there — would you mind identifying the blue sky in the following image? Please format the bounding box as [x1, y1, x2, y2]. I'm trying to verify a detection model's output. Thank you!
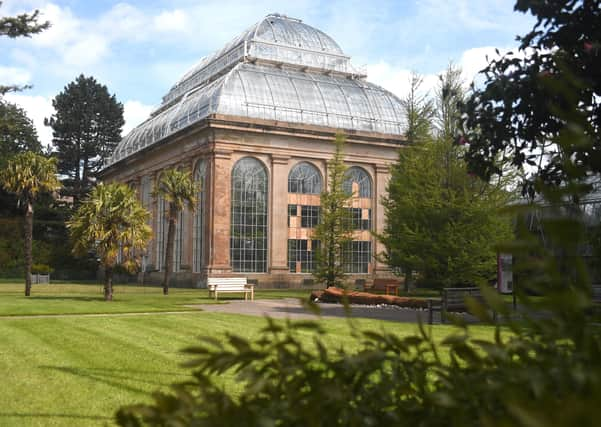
[1, 0, 536, 147]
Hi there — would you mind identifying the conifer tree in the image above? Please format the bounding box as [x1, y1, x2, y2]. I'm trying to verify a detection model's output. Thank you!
[313, 134, 353, 288]
[380, 69, 514, 288]
[46, 75, 124, 201]
[0, 100, 43, 215]
[402, 72, 434, 145]
[0, 100, 41, 164]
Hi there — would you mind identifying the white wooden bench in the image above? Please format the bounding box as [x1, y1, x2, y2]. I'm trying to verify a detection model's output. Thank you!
[207, 277, 254, 301]
[32, 274, 50, 284]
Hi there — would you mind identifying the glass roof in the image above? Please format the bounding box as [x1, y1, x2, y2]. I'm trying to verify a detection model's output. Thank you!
[107, 14, 405, 167]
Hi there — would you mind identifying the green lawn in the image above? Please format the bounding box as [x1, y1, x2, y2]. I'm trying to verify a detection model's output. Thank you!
[0, 282, 496, 427]
[0, 282, 310, 316]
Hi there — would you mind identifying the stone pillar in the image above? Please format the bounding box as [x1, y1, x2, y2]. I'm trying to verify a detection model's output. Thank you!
[149, 171, 158, 268]
[270, 155, 290, 274]
[374, 164, 391, 275]
[207, 149, 232, 274]
[182, 161, 195, 271]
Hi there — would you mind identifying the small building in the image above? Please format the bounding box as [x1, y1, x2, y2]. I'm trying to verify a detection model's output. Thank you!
[101, 13, 406, 288]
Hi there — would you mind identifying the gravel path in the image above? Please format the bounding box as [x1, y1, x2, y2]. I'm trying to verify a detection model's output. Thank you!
[187, 298, 434, 323]
[0, 299, 439, 323]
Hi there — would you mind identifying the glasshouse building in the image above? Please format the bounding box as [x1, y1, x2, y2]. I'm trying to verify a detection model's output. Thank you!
[101, 13, 406, 287]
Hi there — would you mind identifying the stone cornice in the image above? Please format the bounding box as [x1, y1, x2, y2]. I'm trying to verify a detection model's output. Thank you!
[271, 154, 290, 165]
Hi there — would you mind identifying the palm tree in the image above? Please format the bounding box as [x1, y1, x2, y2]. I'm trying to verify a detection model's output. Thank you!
[0, 152, 60, 296]
[155, 168, 196, 295]
[69, 183, 151, 301]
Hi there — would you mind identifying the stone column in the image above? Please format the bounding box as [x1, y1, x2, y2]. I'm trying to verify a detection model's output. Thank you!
[270, 155, 290, 275]
[207, 149, 232, 274]
[374, 164, 391, 275]
[182, 161, 195, 272]
[149, 171, 158, 269]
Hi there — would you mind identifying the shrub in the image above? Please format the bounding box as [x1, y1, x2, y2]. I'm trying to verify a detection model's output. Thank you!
[31, 263, 53, 274]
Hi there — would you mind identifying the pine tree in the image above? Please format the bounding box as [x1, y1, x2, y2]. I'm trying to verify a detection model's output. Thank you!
[313, 134, 353, 288]
[0, 99, 42, 163]
[0, 99, 43, 216]
[46, 75, 124, 201]
[380, 69, 514, 288]
[402, 72, 434, 145]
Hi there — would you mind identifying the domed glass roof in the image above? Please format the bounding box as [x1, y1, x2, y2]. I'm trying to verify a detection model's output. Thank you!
[107, 14, 405, 167]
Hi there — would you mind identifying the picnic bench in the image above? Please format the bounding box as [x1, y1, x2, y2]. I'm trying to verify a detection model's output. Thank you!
[372, 278, 402, 296]
[428, 287, 495, 324]
[207, 277, 254, 301]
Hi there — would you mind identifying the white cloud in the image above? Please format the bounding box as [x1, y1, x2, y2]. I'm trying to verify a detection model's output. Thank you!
[154, 9, 190, 33]
[98, 3, 148, 42]
[366, 62, 438, 100]
[31, 3, 81, 48]
[0, 66, 32, 86]
[4, 93, 54, 149]
[366, 45, 512, 102]
[459, 46, 506, 86]
[63, 34, 110, 67]
[123, 100, 154, 135]
[2, 95, 155, 148]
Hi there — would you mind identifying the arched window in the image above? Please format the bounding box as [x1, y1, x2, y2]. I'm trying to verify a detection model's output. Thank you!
[288, 162, 322, 194]
[231, 157, 268, 272]
[343, 166, 372, 198]
[193, 160, 207, 273]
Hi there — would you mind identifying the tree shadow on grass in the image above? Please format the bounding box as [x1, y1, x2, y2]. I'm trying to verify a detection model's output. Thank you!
[40, 365, 189, 395]
[27, 295, 107, 302]
[0, 412, 111, 422]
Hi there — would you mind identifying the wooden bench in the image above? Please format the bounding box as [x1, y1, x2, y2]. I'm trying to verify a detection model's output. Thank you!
[428, 287, 494, 324]
[207, 277, 254, 301]
[372, 278, 402, 296]
[32, 274, 50, 284]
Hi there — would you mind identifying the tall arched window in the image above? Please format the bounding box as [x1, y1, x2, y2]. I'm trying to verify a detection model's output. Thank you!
[193, 160, 207, 273]
[343, 166, 372, 198]
[231, 157, 268, 272]
[288, 162, 322, 194]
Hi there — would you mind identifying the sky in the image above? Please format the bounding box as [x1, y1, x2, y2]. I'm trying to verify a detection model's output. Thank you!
[0, 0, 536, 148]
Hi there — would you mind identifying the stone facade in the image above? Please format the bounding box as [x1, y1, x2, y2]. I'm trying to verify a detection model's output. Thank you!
[101, 115, 402, 288]
[101, 14, 406, 288]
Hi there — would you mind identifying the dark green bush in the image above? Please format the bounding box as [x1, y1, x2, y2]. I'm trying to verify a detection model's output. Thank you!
[31, 263, 53, 274]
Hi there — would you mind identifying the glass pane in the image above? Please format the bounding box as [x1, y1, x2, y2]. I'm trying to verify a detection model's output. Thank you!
[288, 162, 322, 194]
[230, 157, 268, 272]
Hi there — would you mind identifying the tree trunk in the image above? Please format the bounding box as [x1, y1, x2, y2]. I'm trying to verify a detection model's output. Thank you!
[24, 200, 33, 297]
[162, 204, 177, 295]
[404, 269, 412, 293]
[104, 265, 113, 301]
